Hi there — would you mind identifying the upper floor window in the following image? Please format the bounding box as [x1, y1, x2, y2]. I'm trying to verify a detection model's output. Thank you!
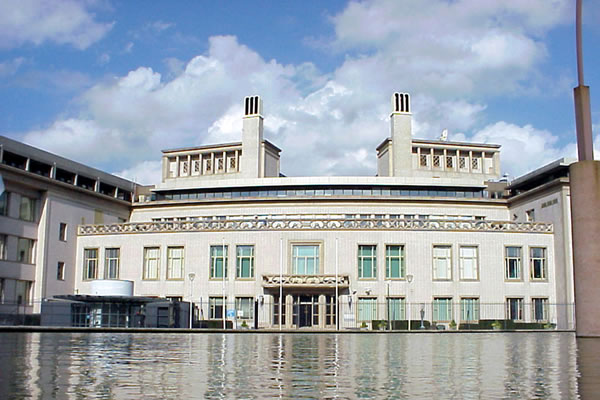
[105, 248, 120, 280]
[358, 245, 377, 279]
[57, 262, 65, 281]
[525, 209, 535, 222]
[83, 248, 98, 280]
[59, 223, 68, 241]
[385, 245, 405, 279]
[433, 245, 451, 280]
[530, 247, 547, 280]
[15, 280, 32, 305]
[236, 245, 254, 278]
[167, 246, 184, 280]
[0, 235, 6, 260]
[210, 245, 228, 278]
[459, 246, 478, 280]
[17, 238, 34, 264]
[0, 192, 8, 216]
[292, 244, 319, 275]
[143, 247, 160, 280]
[19, 195, 35, 222]
[505, 246, 522, 280]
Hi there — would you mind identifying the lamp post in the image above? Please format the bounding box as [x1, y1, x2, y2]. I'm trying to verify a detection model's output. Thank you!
[188, 272, 196, 329]
[406, 274, 413, 331]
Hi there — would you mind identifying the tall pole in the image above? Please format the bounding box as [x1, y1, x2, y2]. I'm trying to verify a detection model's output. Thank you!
[335, 238, 339, 330]
[279, 238, 283, 331]
[222, 237, 226, 330]
[188, 272, 195, 329]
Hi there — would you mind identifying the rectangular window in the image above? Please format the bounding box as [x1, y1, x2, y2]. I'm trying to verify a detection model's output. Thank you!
[526, 209, 535, 222]
[358, 298, 377, 321]
[105, 248, 120, 280]
[446, 156, 454, 169]
[209, 297, 225, 319]
[506, 298, 524, 321]
[460, 298, 480, 322]
[210, 245, 228, 278]
[57, 262, 65, 280]
[0, 278, 4, 303]
[83, 248, 98, 280]
[433, 245, 451, 280]
[167, 246, 184, 280]
[385, 245, 405, 279]
[433, 297, 453, 322]
[459, 246, 478, 280]
[19, 196, 35, 222]
[292, 244, 319, 275]
[387, 297, 406, 321]
[532, 298, 549, 322]
[143, 247, 160, 280]
[59, 223, 68, 241]
[17, 238, 34, 264]
[235, 297, 254, 319]
[236, 245, 254, 278]
[358, 245, 377, 279]
[0, 192, 8, 216]
[15, 280, 32, 305]
[505, 246, 522, 280]
[0, 235, 6, 260]
[530, 247, 547, 280]
[420, 154, 428, 167]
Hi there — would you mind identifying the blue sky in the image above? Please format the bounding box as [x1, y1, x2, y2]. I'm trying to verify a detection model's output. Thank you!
[1, 0, 599, 184]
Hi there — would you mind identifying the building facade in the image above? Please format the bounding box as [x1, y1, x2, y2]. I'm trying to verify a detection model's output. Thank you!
[70, 93, 573, 330]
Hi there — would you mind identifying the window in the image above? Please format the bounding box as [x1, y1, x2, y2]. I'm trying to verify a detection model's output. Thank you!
[505, 247, 522, 280]
[0, 235, 6, 260]
[19, 196, 35, 221]
[167, 246, 184, 280]
[358, 245, 377, 279]
[446, 156, 454, 169]
[0, 279, 4, 303]
[358, 298, 377, 321]
[210, 245, 228, 278]
[459, 156, 467, 169]
[59, 223, 67, 241]
[235, 297, 254, 319]
[433, 155, 441, 168]
[420, 154, 428, 167]
[292, 244, 319, 275]
[460, 298, 479, 322]
[15, 280, 32, 305]
[471, 158, 479, 170]
[386, 245, 405, 279]
[532, 298, 549, 322]
[17, 238, 34, 264]
[143, 247, 160, 280]
[459, 246, 478, 280]
[525, 209, 535, 222]
[236, 245, 254, 278]
[209, 297, 226, 319]
[0, 192, 8, 216]
[433, 245, 451, 280]
[105, 248, 120, 279]
[83, 248, 98, 280]
[57, 262, 65, 280]
[387, 297, 406, 321]
[506, 298, 524, 321]
[433, 298, 453, 322]
[530, 247, 547, 280]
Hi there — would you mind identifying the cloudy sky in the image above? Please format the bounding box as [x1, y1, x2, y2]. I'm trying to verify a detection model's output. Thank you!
[1, 0, 599, 184]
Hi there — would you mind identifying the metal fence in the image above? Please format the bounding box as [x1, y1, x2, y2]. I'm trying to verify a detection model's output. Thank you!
[2, 300, 576, 331]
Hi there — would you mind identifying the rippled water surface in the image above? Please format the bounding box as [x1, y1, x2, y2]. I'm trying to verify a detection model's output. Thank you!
[0, 332, 594, 399]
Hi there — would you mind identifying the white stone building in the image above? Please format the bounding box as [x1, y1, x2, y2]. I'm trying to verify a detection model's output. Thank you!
[1, 93, 576, 329]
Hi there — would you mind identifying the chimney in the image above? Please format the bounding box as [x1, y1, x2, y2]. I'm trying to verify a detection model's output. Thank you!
[241, 95, 264, 178]
[390, 92, 412, 176]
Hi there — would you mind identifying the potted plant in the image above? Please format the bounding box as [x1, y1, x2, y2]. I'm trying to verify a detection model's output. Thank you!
[491, 320, 502, 330]
[241, 320, 249, 329]
[449, 320, 457, 330]
[360, 321, 368, 330]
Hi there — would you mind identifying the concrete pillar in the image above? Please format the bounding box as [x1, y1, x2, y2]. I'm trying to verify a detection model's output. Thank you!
[390, 92, 412, 176]
[285, 294, 293, 328]
[570, 160, 600, 336]
[241, 96, 264, 179]
[318, 294, 326, 328]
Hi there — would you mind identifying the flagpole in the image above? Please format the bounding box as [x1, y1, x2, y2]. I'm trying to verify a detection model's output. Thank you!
[335, 238, 339, 330]
[222, 237, 226, 330]
[279, 238, 283, 331]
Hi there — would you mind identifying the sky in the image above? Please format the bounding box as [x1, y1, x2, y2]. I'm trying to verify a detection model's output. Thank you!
[1, 0, 599, 184]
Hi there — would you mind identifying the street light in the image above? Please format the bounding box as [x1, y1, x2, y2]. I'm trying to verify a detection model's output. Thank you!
[406, 274, 413, 331]
[188, 272, 196, 329]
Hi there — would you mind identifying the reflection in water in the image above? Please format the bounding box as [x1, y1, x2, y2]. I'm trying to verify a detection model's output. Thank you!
[0, 332, 590, 399]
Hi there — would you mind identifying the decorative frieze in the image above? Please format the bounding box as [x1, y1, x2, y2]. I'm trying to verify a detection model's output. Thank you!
[78, 217, 553, 236]
[262, 274, 350, 288]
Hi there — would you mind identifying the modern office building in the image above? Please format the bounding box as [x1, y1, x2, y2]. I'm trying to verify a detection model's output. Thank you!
[1, 93, 576, 329]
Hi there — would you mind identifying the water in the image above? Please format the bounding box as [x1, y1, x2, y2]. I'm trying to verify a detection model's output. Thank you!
[0, 332, 593, 399]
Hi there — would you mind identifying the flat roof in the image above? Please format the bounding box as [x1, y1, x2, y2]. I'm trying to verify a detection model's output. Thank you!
[508, 158, 575, 191]
[163, 139, 282, 154]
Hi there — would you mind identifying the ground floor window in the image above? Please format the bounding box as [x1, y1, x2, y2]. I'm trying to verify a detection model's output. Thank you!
[506, 298, 524, 321]
[209, 297, 226, 319]
[532, 298, 549, 322]
[460, 298, 479, 322]
[358, 297, 377, 321]
[325, 295, 336, 326]
[235, 297, 254, 319]
[387, 297, 406, 321]
[433, 297, 452, 322]
[273, 295, 286, 326]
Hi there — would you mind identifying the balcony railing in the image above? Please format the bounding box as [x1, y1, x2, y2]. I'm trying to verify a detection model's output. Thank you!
[262, 274, 350, 288]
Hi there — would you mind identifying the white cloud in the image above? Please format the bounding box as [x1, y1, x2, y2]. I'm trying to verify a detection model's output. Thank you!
[115, 161, 162, 185]
[0, 57, 26, 77]
[98, 53, 110, 65]
[0, 0, 114, 50]
[123, 41, 134, 53]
